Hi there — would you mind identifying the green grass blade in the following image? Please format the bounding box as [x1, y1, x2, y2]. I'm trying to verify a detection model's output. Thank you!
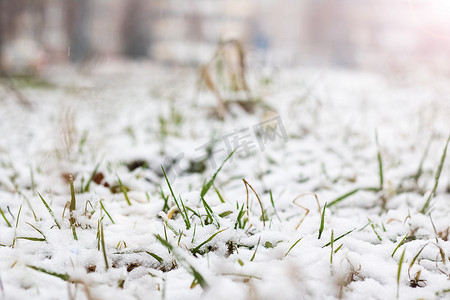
[186, 206, 202, 220]
[11, 204, 22, 247]
[414, 137, 432, 182]
[27, 265, 70, 281]
[200, 148, 237, 198]
[318, 202, 327, 239]
[71, 225, 78, 241]
[334, 244, 343, 253]
[146, 251, 163, 263]
[100, 200, 115, 224]
[436, 289, 450, 296]
[285, 237, 303, 257]
[326, 187, 379, 208]
[327, 188, 360, 207]
[191, 228, 227, 254]
[269, 190, 281, 222]
[391, 233, 408, 257]
[201, 196, 220, 228]
[250, 237, 261, 262]
[178, 195, 191, 229]
[16, 236, 46, 242]
[368, 218, 382, 242]
[330, 230, 334, 263]
[164, 220, 179, 237]
[375, 131, 384, 190]
[116, 175, 131, 206]
[100, 221, 109, 270]
[37, 192, 61, 229]
[83, 161, 101, 192]
[160, 185, 170, 212]
[161, 166, 190, 229]
[189, 267, 208, 289]
[156, 234, 173, 251]
[322, 228, 355, 248]
[69, 175, 76, 211]
[408, 243, 428, 276]
[30, 166, 36, 195]
[214, 186, 226, 203]
[397, 248, 406, 298]
[69, 175, 78, 240]
[218, 211, 232, 218]
[420, 135, 450, 214]
[96, 219, 101, 251]
[25, 222, 46, 241]
[0, 207, 11, 227]
[15, 204, 22, 228]
[235, 203, 246, 229]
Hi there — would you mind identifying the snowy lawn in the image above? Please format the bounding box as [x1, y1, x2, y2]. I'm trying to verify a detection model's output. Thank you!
[0, 63, 449, 299]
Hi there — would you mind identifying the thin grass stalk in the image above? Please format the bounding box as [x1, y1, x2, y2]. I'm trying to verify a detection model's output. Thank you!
[420, 135, 450, 214]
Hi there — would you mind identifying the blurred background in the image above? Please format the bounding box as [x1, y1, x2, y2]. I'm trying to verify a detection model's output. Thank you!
[1, 0, 450, 76]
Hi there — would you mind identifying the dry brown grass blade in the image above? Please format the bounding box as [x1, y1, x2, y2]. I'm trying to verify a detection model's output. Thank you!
[429, 214, 448, 272]
[293, 193, 321, 213]
[242, 179, 265, 228]
[198, 38, 253, 119]
[293, 203, 309, 230]
[233, 39, 250, 93]
[292, 193, 321, 230]
[199, 65, 226, 118]
[167, 207, 177, 219]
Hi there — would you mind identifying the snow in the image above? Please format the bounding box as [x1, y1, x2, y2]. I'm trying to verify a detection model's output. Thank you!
[0, 63, 449, 299]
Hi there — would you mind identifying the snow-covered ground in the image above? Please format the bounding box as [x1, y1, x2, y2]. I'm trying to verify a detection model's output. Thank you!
[0, 63, 449, 300]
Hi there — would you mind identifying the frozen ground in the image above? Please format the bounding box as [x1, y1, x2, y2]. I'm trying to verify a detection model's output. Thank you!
[0, 62, 449, 300]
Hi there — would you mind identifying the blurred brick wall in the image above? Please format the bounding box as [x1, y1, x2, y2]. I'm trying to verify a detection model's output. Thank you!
[1, 0, 450, 72]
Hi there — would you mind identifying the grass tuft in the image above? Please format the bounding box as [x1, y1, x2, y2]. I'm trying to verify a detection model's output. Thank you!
[201, 196, 220, 228]
[235, 203, 247, 229]
[155, 234, 208, 289]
